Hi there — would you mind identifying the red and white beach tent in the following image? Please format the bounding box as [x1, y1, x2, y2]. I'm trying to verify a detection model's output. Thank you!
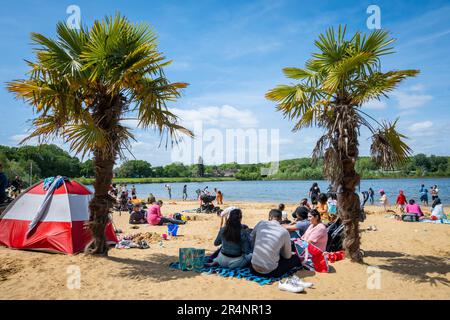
[0, 179, 118, 254]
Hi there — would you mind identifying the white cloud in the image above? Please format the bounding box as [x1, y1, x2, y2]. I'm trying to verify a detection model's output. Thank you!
[409, 121, 433, 132]
[363, 100, 387, 110]
[171, 104, 259, 129]
[392, 86, 433, 110]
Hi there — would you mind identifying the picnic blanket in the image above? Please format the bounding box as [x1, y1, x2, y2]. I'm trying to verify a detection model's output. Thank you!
[182, 209, 199, 213]
[169, 257, 303, 285]
[420, 219, 450, 224]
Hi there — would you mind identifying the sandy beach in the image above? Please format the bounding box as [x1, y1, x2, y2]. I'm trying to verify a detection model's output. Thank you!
[0, 201, 449, 300]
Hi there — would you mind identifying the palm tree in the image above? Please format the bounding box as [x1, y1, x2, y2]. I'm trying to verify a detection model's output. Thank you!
[266, 26, 418, 262]
[7, 14, 193, 255]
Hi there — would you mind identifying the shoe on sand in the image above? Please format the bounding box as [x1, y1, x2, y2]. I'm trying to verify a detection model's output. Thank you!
[278, 278, 304, 293]
[290, 275, 314, 288]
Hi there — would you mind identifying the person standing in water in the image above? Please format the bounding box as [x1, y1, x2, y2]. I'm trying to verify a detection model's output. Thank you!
[419, 184, 428, 206]
[165, 184, 172, 199]
[368, 188, 375, 205]
[182, 184, 188, 201]
[430, 185, 439, 202]
[309, 182, 321, 205]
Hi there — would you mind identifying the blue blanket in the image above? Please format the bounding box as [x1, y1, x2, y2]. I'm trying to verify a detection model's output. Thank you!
[420, 219, 450, 224]
[169, 259, 303, 285]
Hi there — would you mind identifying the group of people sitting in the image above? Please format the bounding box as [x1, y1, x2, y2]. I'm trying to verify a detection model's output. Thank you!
[210, 203, 329, 278]
[129, 197, 186, 226]
[395, 189, 447, 221]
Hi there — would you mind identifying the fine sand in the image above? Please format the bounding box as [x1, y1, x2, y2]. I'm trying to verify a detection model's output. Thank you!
[0, 201, 449, 300]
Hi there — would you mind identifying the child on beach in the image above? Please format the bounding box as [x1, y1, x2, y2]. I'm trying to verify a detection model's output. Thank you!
[379, 189, 389, 213]
[327, 193, 338, 222]
[278, 203, 291, 224]
[396, 190, 407, 214]
[316, 193, 329, 222]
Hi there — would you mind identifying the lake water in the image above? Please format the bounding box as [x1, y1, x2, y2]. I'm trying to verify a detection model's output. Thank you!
[87, 178, 450, 205]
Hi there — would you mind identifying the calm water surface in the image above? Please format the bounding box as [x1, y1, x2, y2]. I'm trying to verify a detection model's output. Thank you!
[87, 178, 450, 205]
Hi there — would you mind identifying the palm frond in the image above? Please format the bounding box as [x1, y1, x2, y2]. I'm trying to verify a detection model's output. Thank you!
[370, 119, 412, 169]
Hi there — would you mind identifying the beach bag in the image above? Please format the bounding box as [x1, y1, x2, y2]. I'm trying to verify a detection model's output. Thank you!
[168, 224, 179, 236]
[328, 202, 337, 215]
[173, 213, 182, 220]
[293, 239, 329, 273]
[402, 214, 419, 222]
[326, 250, 345, 263]
[179, 248, 205, 271]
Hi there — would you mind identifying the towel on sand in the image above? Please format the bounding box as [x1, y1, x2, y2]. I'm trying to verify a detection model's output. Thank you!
[169, 258, 303, 285]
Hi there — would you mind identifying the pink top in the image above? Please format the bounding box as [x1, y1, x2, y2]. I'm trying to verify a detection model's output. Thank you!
[301, 223, 328, 252]
[147, 204, 162, 225]
[405, 204, 424, 216]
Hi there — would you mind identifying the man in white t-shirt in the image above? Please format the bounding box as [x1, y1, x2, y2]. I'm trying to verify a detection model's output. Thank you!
[249, 209, 300, 278]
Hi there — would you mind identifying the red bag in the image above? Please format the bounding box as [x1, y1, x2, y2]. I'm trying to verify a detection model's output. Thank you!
[326, 250, 345, 263]
[293, 239, 329, 273]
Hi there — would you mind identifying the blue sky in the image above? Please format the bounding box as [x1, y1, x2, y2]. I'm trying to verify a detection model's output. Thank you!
[0, 0, 449, 166]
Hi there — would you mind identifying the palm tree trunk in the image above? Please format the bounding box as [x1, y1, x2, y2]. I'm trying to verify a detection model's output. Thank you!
[86, 95, 122, 255]
[338, 146, 363, 263]
[87, 148, 115, 255]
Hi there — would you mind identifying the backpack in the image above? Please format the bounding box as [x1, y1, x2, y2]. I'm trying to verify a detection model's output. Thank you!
[402, 214, 419, 222]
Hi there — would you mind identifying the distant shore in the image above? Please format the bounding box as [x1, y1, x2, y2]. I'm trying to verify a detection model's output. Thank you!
[76, 175, 450, 185]
[76, 177, 237, 185]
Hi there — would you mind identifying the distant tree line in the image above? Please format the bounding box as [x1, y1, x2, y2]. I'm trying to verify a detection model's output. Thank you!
[0, 144, 449, 185]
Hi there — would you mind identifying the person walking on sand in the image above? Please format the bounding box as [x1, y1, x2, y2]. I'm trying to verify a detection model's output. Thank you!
[396, 190, 407, 214]
[379, 189, 389, 213]
[182, 184, 188, 201]
[419, 184, 428, 206]
[214, 188, 223, 205]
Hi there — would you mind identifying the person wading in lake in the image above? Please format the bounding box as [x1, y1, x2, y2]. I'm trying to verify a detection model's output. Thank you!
[182, 184, 188, 201]
[165, 184, 172, 200]
[419, 184, 428, 206]
[309, 182, 320, 205]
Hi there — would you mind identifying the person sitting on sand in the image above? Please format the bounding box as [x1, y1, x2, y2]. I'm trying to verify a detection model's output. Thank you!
[249, 209, 301, 278]
[147, 200, 186, 226]
[431, 198, 446, 220]
[212, 208, 252, 269]
[131, 195, 142, 205]
[396, 190, 407, 214]
[147, 193, 156, 205]
[283, 206, 310, 238]
[316, 193, 329, 221]
[292, 199, 311, 220]
[405, 199, 424, 218]
[278, 203, 291, 224]
[300, 209, 328, 252]
[327, 193, 338, 222]
[129, 204, 147, 224]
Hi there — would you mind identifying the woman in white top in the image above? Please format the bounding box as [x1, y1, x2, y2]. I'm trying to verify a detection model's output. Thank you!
[431, 198, 446, 220]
